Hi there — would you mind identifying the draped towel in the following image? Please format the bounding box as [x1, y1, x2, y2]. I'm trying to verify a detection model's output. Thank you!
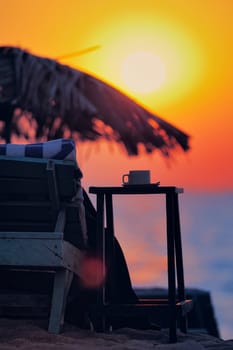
[0, 138, 76, 162]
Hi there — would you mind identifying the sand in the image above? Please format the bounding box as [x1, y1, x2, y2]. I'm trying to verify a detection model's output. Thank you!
[0, 319, 233, 350]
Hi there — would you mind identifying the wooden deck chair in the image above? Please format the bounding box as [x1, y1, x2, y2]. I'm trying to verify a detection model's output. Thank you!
[0, 143, 86, 333]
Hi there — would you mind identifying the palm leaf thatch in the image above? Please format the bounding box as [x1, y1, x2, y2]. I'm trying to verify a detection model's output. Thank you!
[0, 46, 190, 156]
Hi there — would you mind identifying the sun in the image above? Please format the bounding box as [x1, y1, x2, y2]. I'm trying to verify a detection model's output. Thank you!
[120, 50, 166, 94]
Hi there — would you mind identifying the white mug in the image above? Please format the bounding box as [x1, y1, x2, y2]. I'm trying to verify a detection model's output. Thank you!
[122, 170, 151, 185]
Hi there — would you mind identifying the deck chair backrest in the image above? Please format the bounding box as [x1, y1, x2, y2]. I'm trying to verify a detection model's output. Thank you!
[0, 156, 78, 200]
[0, 140, 85, 248]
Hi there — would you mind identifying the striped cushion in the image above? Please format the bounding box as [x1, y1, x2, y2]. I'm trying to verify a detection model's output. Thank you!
[0, 139, 76, 162]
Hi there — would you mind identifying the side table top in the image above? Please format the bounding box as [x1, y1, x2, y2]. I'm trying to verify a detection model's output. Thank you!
[89, 185, 184, 195]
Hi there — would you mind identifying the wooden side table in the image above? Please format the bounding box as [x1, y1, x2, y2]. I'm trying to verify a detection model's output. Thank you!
[89, 185, 192, 343]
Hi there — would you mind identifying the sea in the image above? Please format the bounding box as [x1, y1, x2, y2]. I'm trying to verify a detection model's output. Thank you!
[104, 191, 233, 340]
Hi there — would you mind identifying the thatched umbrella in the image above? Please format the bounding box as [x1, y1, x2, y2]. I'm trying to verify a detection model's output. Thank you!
[0, 46, 190, 156]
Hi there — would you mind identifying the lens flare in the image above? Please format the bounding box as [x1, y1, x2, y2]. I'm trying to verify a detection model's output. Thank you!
[80, 256, 106, 289]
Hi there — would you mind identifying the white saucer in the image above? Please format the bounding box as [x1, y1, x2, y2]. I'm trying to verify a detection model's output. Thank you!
[122, 181, 160, 187]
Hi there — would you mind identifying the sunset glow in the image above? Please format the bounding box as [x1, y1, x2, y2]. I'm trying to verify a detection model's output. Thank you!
[78, 14, 204, 109]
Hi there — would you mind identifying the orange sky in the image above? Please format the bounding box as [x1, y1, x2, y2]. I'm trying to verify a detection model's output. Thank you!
[1, 0, 233, 191]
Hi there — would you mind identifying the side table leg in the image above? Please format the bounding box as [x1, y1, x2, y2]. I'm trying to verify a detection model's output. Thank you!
[105, 194, 116, 304]
[95, 193, 106, 331]
[174, 193, 187, 333]
[166, 192, 177, 343]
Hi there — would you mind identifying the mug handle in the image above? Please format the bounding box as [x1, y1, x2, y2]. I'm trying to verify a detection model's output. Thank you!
[122, 174, 129, 184]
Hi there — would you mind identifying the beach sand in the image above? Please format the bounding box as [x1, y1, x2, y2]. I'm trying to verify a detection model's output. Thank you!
[0, 319, 233, 350]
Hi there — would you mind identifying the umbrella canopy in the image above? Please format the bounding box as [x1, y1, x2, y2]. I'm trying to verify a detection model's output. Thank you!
[0, 46, 190, 156]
